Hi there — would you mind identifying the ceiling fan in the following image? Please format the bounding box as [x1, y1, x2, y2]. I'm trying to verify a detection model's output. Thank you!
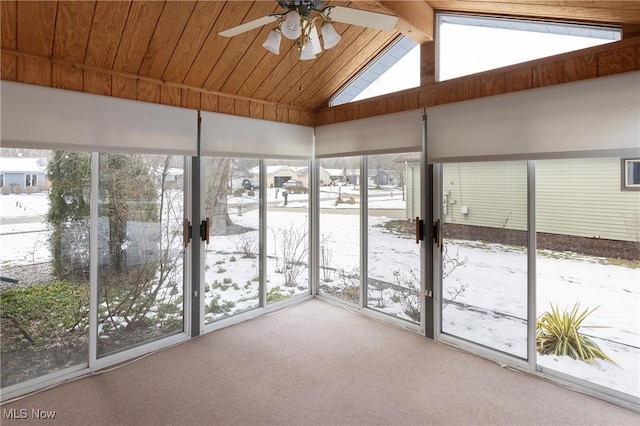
[218, 1, 398, 60]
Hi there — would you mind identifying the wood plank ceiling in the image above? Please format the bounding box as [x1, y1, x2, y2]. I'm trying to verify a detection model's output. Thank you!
[1, 1, 639, 113]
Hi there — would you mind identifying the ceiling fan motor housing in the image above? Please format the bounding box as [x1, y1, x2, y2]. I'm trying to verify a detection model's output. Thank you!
[278, 0, 325, 16]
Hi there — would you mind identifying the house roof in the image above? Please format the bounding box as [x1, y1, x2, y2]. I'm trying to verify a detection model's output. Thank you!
[0, 157, 48, 174]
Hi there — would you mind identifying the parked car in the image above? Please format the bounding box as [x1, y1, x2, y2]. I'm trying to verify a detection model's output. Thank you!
[283, 179, 303, 188]
[283, 179, 308, 194]
[241, 179, 258, 190]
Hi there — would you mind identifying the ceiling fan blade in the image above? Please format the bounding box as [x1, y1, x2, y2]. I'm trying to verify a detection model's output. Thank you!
[326, 6, 397, 31]
[219, 15, 281, 37]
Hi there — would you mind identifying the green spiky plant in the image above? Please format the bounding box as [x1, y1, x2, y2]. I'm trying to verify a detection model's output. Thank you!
[536, 303, 615, 365]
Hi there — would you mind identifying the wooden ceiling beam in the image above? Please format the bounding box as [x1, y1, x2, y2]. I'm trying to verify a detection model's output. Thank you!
[379, 1, 435, 43]
[355, 1, 435, 43]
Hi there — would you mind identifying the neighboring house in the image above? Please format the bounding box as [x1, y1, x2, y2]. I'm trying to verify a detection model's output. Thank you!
[441, 157, 640, 242]
[249, 165, 309, 188]
[321, 168, 349, 185]
[394, 153, 422, 221]
[368, 169, 389, 186]
[317, 167, 332, 186]
[0, 157, 48, 193]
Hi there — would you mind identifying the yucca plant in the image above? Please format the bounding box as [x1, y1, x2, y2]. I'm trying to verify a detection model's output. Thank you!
[536, 303, 615, 365]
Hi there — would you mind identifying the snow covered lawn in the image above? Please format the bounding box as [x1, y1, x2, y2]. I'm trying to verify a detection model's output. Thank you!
[1, 193, 638, 398]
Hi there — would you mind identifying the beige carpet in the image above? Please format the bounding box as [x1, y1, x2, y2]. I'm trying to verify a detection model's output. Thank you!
[1, 298, 638, 425]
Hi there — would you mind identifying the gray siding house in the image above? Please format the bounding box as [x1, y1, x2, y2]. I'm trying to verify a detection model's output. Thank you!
[0, 157, 48, 193]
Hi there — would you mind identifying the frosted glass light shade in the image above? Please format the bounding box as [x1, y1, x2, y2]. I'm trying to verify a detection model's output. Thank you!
[321, 23, 341, 49]
[281, 11, 301, 39]
[262, 30, 281, 54]
[310, 25, 322, 54]
[300, 41, 316, 60]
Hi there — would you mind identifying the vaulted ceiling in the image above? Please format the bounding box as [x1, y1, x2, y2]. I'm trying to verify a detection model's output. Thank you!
[1, 1, 639, 113]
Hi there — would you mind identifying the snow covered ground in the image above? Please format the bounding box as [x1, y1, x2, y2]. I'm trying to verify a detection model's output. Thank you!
[1, 191, 638, 399]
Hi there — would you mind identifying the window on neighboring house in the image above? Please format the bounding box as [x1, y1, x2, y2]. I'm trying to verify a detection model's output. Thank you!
[0, 174, 4, 188]
[437, 14, 621, 81]
[622, 159, 640, 190]
[25, 173, 38, 188]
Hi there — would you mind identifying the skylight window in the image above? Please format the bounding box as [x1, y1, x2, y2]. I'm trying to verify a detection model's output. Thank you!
[437, 14, 621, 81]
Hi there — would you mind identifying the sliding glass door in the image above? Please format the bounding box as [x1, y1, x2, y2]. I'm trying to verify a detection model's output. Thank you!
[366, 153, 422, 323]
[439, 161, 528, 358]
[97, 153, 185, 357]
[202, 157, 261, 324]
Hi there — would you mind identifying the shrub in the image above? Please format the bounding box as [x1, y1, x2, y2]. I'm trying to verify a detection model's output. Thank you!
[234, 233, 257, 258]
[223, 277, 233, 284]
[0, 281, 89, 349]
[247, 190, 255, 197]
[13, 185, 23, 195]
[229, 256, 237, 262]
[536, 303, 614, 364]
[1, 186, 10, 195]
[233, 188, 244, 197]
[267, 286, 293, 303]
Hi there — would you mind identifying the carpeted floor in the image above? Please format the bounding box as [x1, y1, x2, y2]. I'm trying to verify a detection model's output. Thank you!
[1, 298, 638, 425]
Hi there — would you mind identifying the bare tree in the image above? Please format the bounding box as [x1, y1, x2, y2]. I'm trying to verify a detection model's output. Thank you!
[204, 157, 233, 235]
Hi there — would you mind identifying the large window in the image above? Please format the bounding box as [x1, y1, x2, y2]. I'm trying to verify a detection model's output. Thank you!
[331, 36, 419, 106]
[1, 149, 90, 387]
[536, 158, 640, 399]
[266, 159, 311, 304]
[437, 14, 620, 81]
[318, 157, 361, 304]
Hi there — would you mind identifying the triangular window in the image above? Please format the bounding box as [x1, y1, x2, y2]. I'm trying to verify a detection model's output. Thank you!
[438, 14, 621, 81]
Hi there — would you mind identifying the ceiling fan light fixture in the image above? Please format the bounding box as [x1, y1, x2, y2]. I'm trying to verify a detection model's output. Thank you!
[221, 1, 398, 60]
[310, 25, 322, 54]
[262, 29, 282, 54]
[321, 22, 341, 49]
[300, 40, 316, 60]
[281, 10, 302, 39]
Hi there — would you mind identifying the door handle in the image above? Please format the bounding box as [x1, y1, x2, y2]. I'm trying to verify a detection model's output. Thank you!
[200, 217, 210, 245]
[183, 219, 192, 248]
[415, 217, 424, 244]
[433, 218, 442, 248]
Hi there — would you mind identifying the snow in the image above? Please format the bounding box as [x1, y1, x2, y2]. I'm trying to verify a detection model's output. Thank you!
[1, 192, 638, 399]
